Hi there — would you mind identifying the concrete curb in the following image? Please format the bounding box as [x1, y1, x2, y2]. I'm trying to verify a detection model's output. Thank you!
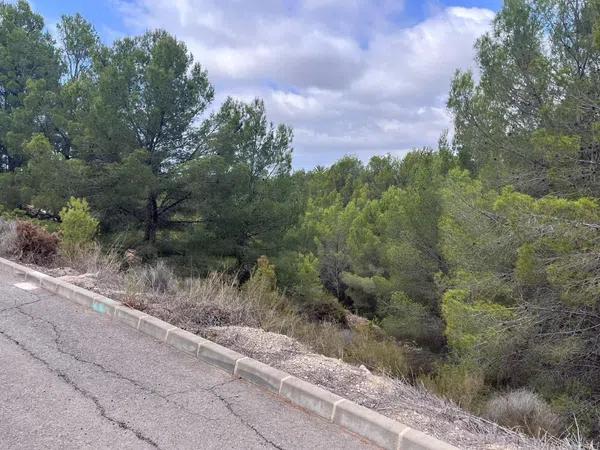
[0, 257, 459, 450]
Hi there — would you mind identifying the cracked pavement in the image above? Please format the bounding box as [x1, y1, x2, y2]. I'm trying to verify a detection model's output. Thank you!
[0, 271, 376, 449]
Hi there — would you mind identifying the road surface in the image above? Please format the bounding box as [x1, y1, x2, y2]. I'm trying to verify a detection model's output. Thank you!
[0, 270, 375, 449]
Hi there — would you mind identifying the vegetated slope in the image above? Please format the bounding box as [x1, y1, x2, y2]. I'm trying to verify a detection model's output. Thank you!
[19, 256, 568, 450]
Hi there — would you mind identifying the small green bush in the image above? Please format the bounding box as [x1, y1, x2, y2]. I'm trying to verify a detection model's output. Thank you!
[59, 197, 99, 257]
[420, 363, 485, 409]
[345, 327, 409, 378]
[251, 255, 277, 291]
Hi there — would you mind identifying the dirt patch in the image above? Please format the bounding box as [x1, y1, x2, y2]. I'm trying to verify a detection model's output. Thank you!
[58, 273, 99, 291]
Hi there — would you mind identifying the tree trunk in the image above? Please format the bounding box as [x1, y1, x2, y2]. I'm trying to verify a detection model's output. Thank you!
[144, 194, 159, 242]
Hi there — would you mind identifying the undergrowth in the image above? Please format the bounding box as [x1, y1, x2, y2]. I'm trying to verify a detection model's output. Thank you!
[123, 261, 413, 378]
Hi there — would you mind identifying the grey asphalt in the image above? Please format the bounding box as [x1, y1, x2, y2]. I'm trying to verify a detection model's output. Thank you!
[0, 271, 375, 450]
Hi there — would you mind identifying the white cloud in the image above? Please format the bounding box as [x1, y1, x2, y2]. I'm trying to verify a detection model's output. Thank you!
[114, 0, 494, 168]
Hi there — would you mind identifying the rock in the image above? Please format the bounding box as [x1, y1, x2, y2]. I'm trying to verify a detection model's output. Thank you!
[359, 364, 371, 375]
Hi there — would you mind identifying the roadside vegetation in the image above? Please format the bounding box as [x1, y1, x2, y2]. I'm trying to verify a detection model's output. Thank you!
[2, 0, 600, 446]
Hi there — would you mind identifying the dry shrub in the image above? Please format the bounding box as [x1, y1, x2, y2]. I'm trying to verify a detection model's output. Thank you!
[177, 273, 262, 329]
[15, 221, 59, 265]
[0, 219, 18, 256]
[290, 321, 347, 358]
[61, 243, 120, 275]
[485, 389, 562, 438]
[300, 298, 348, 325]
[128, 260, 174, 295]
[123, 271, 277, 332]
[287, 321, 409, 378]
[61, 243, 124, 288]
[122, 265, 410, 377]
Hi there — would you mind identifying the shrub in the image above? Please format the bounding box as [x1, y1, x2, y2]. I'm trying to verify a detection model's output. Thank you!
[484, 389, 562, 437]
[420, 363, 485, 409]
[441, 288, 513, 356]
[300, 297, 348, 325]
[379, 291, 444, 350]
[251, 255, 277, 291]
[14, 221, 59, 265]
[0, 219, 18, 256]
[59, 197, 99, 258]
[128, 260, 175, 294]
[344, 326, 409, 378]
[284, 252, 325, 301]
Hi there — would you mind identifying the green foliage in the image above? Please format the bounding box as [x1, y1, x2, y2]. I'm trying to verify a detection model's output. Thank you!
[251, 255, 277, 292]
[86, 29, 214, 243]
[187, 98, 297, 270]
[379, 292, 443, 349]
[441, 289, 513, 357]
[285, 148, 454, 350]
[59, 197, 99, 256]
[420, 362, 485, 409]
[279, 252, 327, 301]
[514, 244, 542, 285]
[0, 0, 61, 172]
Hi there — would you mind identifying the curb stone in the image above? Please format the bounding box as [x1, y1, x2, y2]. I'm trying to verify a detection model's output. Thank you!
[0, 257, 459, 450]
[234, 357, 289, 393]
[280, 375, 343, 420]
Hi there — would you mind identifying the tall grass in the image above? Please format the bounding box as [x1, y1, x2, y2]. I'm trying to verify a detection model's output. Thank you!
[121, 264, 412, 377]
[0, 219, 17, 257]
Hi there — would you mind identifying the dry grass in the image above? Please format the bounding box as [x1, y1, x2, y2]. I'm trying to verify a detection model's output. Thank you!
[485, 389, 563, 438]
[63, 243, 122, 277]
[0, 218, 17, 257]
[119, 265, 413, 377]
[127, 260, 175, 295]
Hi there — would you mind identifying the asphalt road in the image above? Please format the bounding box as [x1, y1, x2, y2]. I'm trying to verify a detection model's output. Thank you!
[0, 270, 375, 450]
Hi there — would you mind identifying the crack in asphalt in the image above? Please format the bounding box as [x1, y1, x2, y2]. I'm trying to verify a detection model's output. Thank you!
[14, 305, 222, 424]
[3, 289, 286, 449]
[0, 298, 41, 313]
[207, 384, 285, 450]
[0, 328, 160, 449]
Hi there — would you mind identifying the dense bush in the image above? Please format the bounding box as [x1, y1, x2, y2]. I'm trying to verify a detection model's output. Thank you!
[420, 363, 485, 410]
[14, 221, 59, 265]
[300, 297, 348, 325]
[59, 197, 99, 257]
[379, 292, 444, 349]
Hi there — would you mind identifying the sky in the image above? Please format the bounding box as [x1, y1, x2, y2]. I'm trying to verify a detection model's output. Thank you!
[29, 0, 501, 168]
